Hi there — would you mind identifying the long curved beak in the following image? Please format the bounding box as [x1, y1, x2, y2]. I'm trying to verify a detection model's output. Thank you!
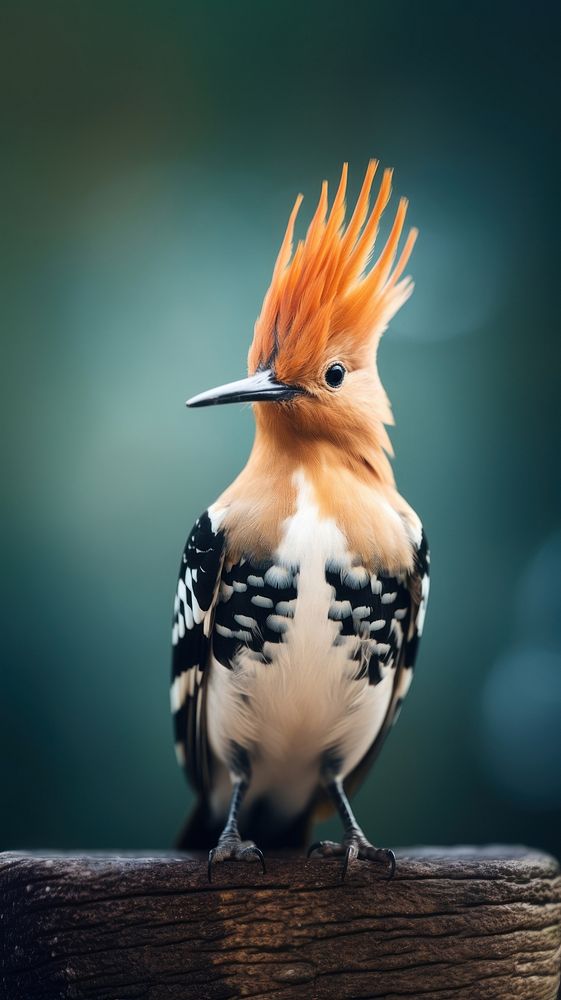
[186, 368, 305, 408]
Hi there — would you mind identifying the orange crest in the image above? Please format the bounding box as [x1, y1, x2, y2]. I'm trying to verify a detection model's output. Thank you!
[249, 162, 417, 384]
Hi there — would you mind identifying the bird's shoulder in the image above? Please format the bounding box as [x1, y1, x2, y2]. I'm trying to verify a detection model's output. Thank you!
[216, 467, 423, 578]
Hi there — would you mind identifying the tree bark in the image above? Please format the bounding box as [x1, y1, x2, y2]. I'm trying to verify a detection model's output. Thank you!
[1, 847, 560, 1000]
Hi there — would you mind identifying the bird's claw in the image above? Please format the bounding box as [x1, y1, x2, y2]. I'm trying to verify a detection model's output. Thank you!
[207, 840, 265, 882]
[307, 838, 395, 881]
[341, 843, 356, 880]
[307, 840, 324, 858]
[384, 848, 397, 881]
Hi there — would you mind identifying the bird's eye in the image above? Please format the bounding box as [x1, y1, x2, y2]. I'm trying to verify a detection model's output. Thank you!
[324, 363, 346, 389]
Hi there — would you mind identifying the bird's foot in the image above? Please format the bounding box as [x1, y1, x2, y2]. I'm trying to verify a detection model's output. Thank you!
[307, 836, 396, 881]
[207, 836, 265, 882]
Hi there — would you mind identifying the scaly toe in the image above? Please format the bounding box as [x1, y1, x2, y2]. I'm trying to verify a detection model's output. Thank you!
[352, 843, 396, 880]
[357, 844, 396, 878]
[240, 845, 266, 873]
[207, 839, 265, 882]
[308, 838, 395, 879]
[307, 840, 346, 859]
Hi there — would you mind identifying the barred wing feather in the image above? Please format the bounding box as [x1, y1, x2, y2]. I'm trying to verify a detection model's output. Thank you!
[171, 510, 226, 794]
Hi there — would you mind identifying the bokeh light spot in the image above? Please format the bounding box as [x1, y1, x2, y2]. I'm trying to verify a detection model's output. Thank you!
[515, 530, 561, 645]
[481, 647, 561, 808]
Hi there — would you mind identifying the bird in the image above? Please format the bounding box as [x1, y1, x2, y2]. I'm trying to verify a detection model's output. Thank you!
[171, 161, 430, 880]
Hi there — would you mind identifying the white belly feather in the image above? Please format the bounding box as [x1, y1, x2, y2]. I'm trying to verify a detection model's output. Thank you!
[206, 471, 394, 818]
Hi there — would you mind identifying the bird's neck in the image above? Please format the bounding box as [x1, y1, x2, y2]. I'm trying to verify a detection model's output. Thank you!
[218, 404, 416, 572]
[251, 404, 396, 489]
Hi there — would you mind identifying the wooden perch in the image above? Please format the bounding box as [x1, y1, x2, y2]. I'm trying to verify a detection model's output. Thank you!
[1, 846, 560, 999]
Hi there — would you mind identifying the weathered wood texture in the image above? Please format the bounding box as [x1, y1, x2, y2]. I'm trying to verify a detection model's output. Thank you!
[1, 847, 560, 1000]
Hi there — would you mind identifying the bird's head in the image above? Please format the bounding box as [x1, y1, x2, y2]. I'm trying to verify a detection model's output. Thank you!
[187, 162, 417, 471]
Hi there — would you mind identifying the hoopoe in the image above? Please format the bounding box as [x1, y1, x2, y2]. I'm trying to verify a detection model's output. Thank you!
[171, 162, 430, 880]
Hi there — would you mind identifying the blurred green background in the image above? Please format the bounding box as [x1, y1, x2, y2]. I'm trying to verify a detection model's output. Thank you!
[2, 0, 560, 858]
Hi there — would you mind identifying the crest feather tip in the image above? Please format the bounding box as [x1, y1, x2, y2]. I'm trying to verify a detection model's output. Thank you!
[251, 161, 418, 375]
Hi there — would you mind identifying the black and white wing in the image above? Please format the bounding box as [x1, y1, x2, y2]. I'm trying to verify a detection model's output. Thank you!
[171, 510, 226, 794]
[327, 529, 430, 791]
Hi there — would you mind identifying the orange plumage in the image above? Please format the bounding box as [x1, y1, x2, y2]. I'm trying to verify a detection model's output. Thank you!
[249, 161, 418, 385]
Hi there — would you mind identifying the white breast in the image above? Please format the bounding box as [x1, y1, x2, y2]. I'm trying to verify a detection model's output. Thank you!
[206, 470, 394, 819]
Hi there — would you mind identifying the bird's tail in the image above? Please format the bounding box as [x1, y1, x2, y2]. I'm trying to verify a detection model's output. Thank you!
[176, 796, 319, 852]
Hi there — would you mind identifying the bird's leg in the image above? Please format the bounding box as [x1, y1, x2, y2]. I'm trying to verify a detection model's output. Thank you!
[207, 776, 265, 881]
[308, 775, 396, 880]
